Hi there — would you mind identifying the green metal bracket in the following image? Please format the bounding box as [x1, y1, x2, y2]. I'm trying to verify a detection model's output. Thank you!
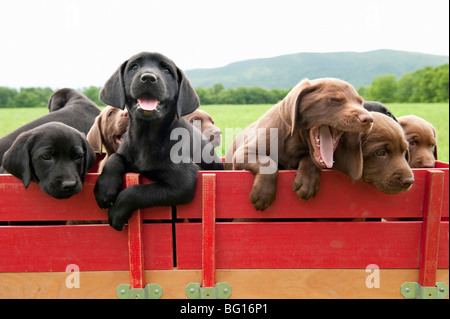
[401, 282, 448, 299]
[117, 284, 163, 299]
[185, 282, 232, 299]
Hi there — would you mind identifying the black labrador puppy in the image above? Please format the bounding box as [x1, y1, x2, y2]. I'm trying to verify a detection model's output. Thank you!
[0, 88, 100, 166]
[1, 122, 95, 199]
[94, 52, 223, 231]
[363, 101, 397, 122]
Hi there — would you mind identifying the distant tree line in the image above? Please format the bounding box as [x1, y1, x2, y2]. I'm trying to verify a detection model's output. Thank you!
[358, 64, 449, 103]
[0, 86, 104, 108]
[195, 83, 290, 105]
[0, 64, 448, 108]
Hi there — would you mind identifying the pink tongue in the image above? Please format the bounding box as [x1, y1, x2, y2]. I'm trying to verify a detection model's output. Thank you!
[138, 97, 158, 111]
[319, 126, 334, 168]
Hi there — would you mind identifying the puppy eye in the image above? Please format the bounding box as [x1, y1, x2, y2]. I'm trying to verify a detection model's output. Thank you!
[409, 140, 416, 146]
[163, 68, 172, 75]
[74, 154, 83, 160]
[108, 110, 116, 117]
[41, 154, 53, 161]
[375, 149, 387, 157]
[130, 64, 139, 71]
[330, 97, 343, 104]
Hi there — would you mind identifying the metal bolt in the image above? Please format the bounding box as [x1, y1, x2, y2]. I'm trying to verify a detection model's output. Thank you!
[190, 288, 195, 293]
[223, 288, 229, 294]
[120, 289, 126, 295]
[405, 288, 410, 293]
[154, 289, 159, 295]
[439, 287, 446, 293]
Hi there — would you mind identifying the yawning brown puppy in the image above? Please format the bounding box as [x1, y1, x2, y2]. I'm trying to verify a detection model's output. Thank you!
[225, 78, 373, 211]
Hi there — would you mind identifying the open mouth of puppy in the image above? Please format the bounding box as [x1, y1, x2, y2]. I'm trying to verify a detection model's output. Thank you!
[115, 134, 125, 145]
[136, 94, 161, 113]
[310, 125, 344, 169]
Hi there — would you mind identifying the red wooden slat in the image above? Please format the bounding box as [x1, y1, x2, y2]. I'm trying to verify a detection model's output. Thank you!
[419, 170, 445, 287]
[0, 224, 173, 272]
[126, 174, 145, 289]
[178, 170, 440, 219]
[433, 162, 449, 218]
[201, 174, 216, 288]
[0, 174, 171, 221]
[176, 221, 449, 269]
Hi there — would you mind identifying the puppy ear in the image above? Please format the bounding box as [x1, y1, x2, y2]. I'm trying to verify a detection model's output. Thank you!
[432, 126, 438, 160]
[333, 132, 363, 181]
[100, 61, 127, 109]
[176, 68, 199, 118]
[81, 136, 96, 182]
[2, 132, 34, 188]
[47, 88, 72, 112]
[86, 115, 103, 154]
[279, 79, 320, 136]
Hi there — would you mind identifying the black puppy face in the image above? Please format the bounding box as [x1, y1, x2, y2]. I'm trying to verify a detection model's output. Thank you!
[100, 52, 199, 121]
[123, 53, 179, 121]
[2, 122, 95, 199]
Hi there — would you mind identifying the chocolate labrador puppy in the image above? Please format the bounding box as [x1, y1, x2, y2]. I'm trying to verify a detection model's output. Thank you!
[361, 112, 415, 193]
[225, 78, 374, 211]
[1, 122, 95, 199]
[94, 52, 223, 230]
[398, 115, 438, 168]
[184, 109, 222, 148]
[86, 106, 130, 172]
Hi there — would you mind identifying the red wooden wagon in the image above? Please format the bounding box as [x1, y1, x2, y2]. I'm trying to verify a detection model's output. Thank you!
[0, 159, 448, 299]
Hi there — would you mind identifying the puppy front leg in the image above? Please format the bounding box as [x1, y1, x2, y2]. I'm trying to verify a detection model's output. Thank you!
[292, 156, 321, 200]
[94, 153, 127, 209]
[108, 164, 199, 230]
[234, 156, 278, 211]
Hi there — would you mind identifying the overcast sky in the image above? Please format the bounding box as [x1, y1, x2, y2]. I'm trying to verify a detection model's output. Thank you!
[0, 0, 448, 89]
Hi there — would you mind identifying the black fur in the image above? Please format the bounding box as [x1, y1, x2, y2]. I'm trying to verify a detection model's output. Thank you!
[94, 52, 223, 231]
[1, 122, 95, 199]
[363, 101, 397, 122]
[0, 88, 100, 166]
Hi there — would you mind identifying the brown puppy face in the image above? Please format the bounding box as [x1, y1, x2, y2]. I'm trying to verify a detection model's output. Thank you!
[184, 109, 222, 147]
[289, 78, 373, 170]
[87, 106, 129, 155]
[398, 115, 437, 168]
[362, 113, 414, 194]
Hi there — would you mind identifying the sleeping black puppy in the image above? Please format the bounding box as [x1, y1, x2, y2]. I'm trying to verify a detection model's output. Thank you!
[94, 52, 223, 231]
[1, 122, 95, 199]
[363, 101, 397, 122]
[0, 88, 100, 166]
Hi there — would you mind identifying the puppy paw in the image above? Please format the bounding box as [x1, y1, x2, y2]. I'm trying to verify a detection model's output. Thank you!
[292, 171, 320, 201]
[108, 210, 128, 231]
[107, 190, 136, 231]
[249, 178, 277, 211]
[94, 174, 123, 209]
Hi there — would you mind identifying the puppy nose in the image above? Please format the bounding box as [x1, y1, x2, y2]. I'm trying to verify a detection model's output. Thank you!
[61, 180, 77, 190]
[401, 176, 415, 187]
[358, 113, 374, 125]
[140, 73, 157, 83]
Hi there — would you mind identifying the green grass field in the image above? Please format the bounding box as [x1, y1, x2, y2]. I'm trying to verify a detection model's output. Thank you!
[0, 103, 448, 162]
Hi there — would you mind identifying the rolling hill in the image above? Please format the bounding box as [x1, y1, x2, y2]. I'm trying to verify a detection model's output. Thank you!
[185, 50, 449, 89]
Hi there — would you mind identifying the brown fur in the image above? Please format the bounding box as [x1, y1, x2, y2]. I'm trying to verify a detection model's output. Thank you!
[225, 78, 373, 211]
[361, 112, 414, 193]
[86, 106, 129, 172]
[398, 115, 438, 168]
[184, 109, 222, 147]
